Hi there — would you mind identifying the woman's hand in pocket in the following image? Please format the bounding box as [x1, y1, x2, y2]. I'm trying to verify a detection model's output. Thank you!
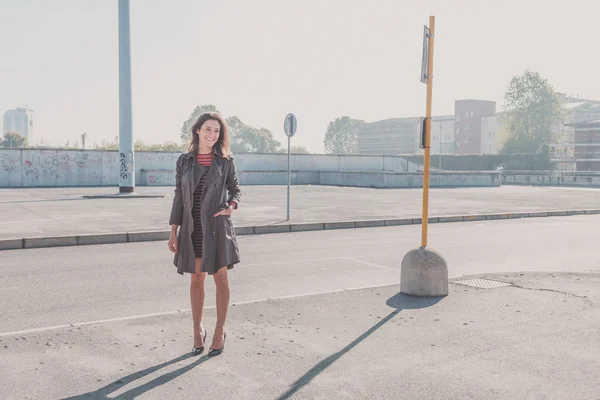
[213, 205, 233, 217]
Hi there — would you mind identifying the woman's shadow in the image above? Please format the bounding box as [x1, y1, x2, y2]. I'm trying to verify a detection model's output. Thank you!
[277, 292, 444, 400]
[63, 352, 210, 400]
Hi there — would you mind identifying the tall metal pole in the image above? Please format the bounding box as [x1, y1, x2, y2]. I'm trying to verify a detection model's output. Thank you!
[400, 15, 447, 299]
[421, 15, 436, 247]
[118, 0, 134, 193]
[287, 135, 291, 221]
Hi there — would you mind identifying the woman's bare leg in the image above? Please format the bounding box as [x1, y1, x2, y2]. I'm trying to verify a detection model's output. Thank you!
[191, 258, 207, 348]
[211, 266, 230, 349]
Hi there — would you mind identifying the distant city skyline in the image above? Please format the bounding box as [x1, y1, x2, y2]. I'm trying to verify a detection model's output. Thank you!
[2, 0, 599, 153]
[3, 107, 35, 144]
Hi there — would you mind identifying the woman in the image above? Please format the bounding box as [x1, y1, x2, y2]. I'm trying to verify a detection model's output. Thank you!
[168, 112, 241, 357]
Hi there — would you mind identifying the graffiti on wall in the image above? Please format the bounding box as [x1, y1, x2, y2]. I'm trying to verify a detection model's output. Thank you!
[119, 150, 134, 181]
[1, 153, 19, 172]
[74, 150, 89, 168]
[23, 153, 70, 181]
[137, 152, 179, 163]
[146, 170, 176, 185]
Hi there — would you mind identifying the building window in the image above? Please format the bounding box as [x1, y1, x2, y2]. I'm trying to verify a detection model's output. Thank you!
[456, 128, 459, 134]
[456, 116, 460, 122]
[465, 112, 469, 118]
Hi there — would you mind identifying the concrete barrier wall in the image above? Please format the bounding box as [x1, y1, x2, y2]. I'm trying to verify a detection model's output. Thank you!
[0, 149, 21, 186]
[0, 149, 420, 187]
[137, 169, 501, 188]
[0, 146, 501, 188]
[237, 171, 321, 186]
[502, 172, 600, 187]
[0, 148, 122, 187]
[317, 171, 501, 188]
[234, 153, 418, 173]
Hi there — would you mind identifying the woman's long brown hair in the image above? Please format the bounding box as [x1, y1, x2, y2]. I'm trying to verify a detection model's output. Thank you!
[188, 112, 232, 158]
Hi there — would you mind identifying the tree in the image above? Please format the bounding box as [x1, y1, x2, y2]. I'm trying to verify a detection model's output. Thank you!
[225, 116, 281, 153]
[180, 104, 220, 143]
[229, 125, 281, 153]
[324, 116, 365, 154]
[134, 140, 148, 151]
[1, 132, 27, 148]
[135, 140, 186, 152]
[94, 137, 118, 150]
[284, 146, 309, 154]
[181, 106, 282, 153]
[157, 141, 186, 152]
[500, 70, 564, 154]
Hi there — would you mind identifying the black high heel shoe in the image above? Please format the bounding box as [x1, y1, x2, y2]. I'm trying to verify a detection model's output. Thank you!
[208, 332, 226, 357]
[192, 329, 208, 356]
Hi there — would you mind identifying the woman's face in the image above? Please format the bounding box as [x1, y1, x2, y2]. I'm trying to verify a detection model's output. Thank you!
[197, 119, 221, 150]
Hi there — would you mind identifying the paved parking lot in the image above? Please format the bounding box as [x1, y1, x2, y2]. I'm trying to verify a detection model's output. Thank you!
[1, 185, 599, 239]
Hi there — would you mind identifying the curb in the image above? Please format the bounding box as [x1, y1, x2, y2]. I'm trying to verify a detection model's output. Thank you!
[82, 194, 165, 199]
[2, 209, 600, 251]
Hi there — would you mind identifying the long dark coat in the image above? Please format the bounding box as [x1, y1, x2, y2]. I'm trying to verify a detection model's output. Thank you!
[169, 149, 241, 275]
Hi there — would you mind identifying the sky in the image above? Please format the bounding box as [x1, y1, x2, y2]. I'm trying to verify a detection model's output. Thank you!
[1, 0, 599, 153]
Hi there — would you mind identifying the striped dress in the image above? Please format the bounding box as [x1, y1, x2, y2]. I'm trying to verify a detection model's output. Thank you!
[191, 153, 213, 259]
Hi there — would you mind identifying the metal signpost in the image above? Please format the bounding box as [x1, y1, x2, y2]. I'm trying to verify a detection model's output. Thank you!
[284, 113, 297, 221]
[420, 17, 435, 247]
[400, 15, 448, 298]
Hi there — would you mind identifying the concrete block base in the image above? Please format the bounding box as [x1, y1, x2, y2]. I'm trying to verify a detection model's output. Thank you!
[401, 246, 449, 297]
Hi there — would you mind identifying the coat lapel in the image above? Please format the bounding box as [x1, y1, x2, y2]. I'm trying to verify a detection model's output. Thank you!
[179, 152, 196, 207]
[205, 148, 225, 183]
[208, 150, 225, 181]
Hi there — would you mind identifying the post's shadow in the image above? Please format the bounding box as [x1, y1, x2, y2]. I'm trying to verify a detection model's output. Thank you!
[63, 352, 210, 400]
[277, 292, 444, 400]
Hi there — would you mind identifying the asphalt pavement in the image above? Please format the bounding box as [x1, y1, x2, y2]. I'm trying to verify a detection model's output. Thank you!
[1, 216, 600, 399]
[1, 272, 599, 399]
[2, 215, 600, 333]
[1, 185, 600, 240]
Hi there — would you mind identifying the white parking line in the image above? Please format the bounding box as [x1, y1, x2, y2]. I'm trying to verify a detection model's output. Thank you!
[241, 256, 341, 267]
[0, 256, 403, 338]
[0, 280, 398, 338]
[338, 257, 398, 272]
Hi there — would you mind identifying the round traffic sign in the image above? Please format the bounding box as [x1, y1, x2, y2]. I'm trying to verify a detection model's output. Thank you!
[284, 113, 297, 137]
